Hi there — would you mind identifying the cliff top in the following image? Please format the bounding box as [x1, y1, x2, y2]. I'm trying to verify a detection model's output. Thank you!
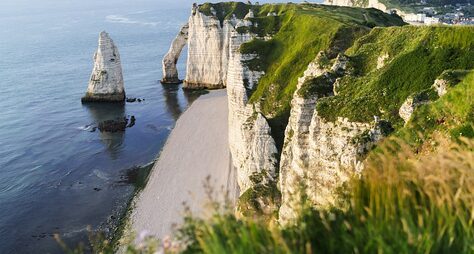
[393, 69, 474, 149]
[212, 3, 405, 147]
[316, 26, 474, 128]
[197, 2, 406, 26]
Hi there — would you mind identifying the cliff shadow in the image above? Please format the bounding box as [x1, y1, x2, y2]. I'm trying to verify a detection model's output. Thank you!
[161, 83, 183, 121]
[162, 83, 211, 121]
[182, 88, 208, 105]
[83, 103, 126, 159]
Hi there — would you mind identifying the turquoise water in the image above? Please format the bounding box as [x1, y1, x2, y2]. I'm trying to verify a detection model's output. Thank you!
[0, 0, 193, 252]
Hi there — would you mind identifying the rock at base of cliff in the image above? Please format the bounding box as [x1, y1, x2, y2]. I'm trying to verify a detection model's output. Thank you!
[183, 80, 225, 90]
[160, 78, 183, 85]
[81, 92, 126, 103]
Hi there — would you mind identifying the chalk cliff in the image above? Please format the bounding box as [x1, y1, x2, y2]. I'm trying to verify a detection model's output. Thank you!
[82, 31, 125, 103]
[161, 24, 188, 84]
[323, 0, 409, 18]
[399, 95, 429, 124]
[164, 4, 277, 193]
[324, 0, 388, 11]
[226, 29, 278, 192]
[184, 6, 231, 89]
[277, 54, 384, 223]
[160, 6, 474, 246]
[162, 5, 235, 89]
[168, 3, 404, 217]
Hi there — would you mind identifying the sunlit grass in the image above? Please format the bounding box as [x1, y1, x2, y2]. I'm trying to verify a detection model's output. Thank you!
[178, 138, 474, 253]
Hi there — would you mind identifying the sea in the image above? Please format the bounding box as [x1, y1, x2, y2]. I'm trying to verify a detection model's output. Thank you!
[0, 0, 294, 253]
[0, 0, 195, 252]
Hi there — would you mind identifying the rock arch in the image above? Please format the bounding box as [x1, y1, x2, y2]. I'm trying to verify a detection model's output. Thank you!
[161, 23, 189, 84]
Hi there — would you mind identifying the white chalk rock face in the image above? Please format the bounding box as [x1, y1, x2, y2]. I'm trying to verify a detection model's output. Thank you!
[278, 55, 383, 224]
[82, 31, 125, 103]
[399, 95, 429, 124]
[226, 28, 277, 192]
[161, 24, 189, 84]
[184, 6, 231, 89]
[377, 53, 389, 69]
[323, 0, 387, 11]
[162, 5, 278, 193]
[432, 78, 449, 97]
[323, 0, 409, 19]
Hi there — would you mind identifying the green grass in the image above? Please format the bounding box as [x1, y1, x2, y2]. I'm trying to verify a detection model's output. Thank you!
[235, 4, 404, 149]
[438, 69, 470, 86]
[238, 179, 280, 221]
[198, 2, 252, 23]
[297, 73, 335, 98]
[246, 5, 404, 116]
[316, 26, 474, 129]
[176, 8, 474, 253]
[247, 15, 281, 36]
[178, 138, 474, 253]
[393, 70, 474, 148]
[196, 3, 405, 150]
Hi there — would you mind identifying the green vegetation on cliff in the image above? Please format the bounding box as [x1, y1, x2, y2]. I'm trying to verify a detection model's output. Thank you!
[199, 2, 252, 22]
[236, 3, 405, 149]
[180, 4, 474, 254]
[316, 26, 474, 128]
[177, 71, 474, 253]
[395, 70, 474, 148]
[243, 4, 404, 116]
[178, 138, 474, 253]
[191, 5, 474, 254]
[195, 3, 406, 150]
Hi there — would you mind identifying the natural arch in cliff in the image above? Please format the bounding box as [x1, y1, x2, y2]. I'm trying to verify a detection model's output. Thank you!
[161, 23, 189, 84]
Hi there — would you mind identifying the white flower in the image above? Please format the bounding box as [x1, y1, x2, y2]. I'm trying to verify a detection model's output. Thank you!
[137, 230, 150, 242]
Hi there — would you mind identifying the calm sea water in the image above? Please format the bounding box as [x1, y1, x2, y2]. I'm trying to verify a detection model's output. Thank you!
[0, 0, 194, 252]
[0, 0, 299, 252]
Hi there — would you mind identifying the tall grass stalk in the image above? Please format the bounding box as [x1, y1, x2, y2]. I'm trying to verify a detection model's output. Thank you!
[179, 139, 474, 253]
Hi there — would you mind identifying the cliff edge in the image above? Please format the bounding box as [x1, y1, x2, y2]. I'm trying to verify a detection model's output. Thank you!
[165, 2, 406, 220]
[151, 2, 474, 252]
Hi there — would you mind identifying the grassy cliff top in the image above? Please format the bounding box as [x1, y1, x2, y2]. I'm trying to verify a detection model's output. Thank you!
[198, 2, 253, 21]
[243, 4, 405, 113]
[379, 0, 469, 11]
[334, 0, 470, 14]
[396, 69, 474, 148]
[221, 3, 405, 148]
[197, 3, 473, 150]
[316, 26, 474, 129]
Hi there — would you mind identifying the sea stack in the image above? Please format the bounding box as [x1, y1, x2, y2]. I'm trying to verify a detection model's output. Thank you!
[82, 31, 125, 103]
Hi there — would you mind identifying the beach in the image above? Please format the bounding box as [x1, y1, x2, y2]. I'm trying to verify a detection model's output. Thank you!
[130, 89, 236, 239]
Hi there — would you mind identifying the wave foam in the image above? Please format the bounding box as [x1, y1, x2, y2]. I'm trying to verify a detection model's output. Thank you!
[106, 15, 158, 27]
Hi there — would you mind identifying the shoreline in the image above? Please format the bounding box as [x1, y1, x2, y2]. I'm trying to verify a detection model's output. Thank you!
[122, 89, 236, 242]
